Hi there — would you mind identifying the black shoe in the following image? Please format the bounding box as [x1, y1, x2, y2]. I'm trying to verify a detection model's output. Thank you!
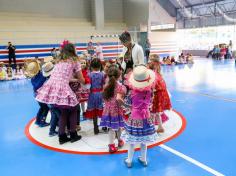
[94, 127, 99, 135]
[102, 127, 108, 132]
[70, 131, 82, 143]
[39, 122, 50, 127]
[59, 133, 70, 145]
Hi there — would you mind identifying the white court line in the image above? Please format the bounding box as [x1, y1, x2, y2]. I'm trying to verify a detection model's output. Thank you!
[160, 144, 225, 176]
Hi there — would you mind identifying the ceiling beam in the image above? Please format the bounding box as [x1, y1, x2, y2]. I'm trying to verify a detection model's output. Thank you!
[177, 0, 226, 9]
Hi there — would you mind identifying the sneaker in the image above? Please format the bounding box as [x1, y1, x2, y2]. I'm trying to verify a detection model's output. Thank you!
[124, 158, 132, 168]
[138, 156, 148, 167]
[108, 144, 118, 153]
[39, 122, 50, 127]
[102, 127, 108, 132]
[49, 131, 58, 137]
[34, 121, 40, 126]
[118, 139, 124, 148]
[156, 127, 164, 133]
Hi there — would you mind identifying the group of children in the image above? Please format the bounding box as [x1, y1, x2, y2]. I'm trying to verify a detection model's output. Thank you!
[155, 53, 194, 66]
[0, 62, 25, 80]
[25, 41, 172, 168]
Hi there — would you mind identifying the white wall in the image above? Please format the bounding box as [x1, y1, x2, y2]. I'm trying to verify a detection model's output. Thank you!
[0, 0, 92, 19]
[123, 0, 149, 28]
[148, 0, 178, 56]
[104, 0, 124, 23]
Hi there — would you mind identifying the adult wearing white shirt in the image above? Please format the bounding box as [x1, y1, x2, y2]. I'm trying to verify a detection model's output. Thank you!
[95, 42, 104, 60]
[119, 31, 145, 73]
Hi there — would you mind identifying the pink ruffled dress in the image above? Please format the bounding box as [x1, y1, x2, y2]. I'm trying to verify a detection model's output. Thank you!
[121, 73, 158, 144]
[100, 82, 126, 130]
[36, 60, 81, 107]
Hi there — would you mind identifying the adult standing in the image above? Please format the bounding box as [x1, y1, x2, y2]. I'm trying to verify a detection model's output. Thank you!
[145, 39, 151, 61]
[95, 42, 104, 60]
[7, 42, 16, 69]
[119, 31, 145, 73]
[87, 41, 95, 59]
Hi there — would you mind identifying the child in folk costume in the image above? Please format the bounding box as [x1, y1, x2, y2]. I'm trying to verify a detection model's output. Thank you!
[0, 62, 7, 80]
[85, 58, 105, 134]
[100, 65, 126, 153]
[148, 55, 172, 133]
[80, 59, 90, 116]
[36, 41, 85, 144]
[24, 60, 50, 128]
[69, 59, 90, 131]
[122, 65, 158, 168]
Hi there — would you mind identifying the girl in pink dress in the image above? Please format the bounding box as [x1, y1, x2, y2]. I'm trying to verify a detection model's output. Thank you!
[100, 65, 126, 153]
[122, 65, 158, 168]
[36, 41, 85, 144]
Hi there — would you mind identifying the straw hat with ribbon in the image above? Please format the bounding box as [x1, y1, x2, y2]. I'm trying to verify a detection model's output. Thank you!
[44, 56, 54, 63]
[24, 60, 41, 78]
[42, 61, 54, 77]
[128, 65, 156, 89]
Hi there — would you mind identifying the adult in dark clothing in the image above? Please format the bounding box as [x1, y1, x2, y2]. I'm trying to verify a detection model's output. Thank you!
[7, 42, 16, 68]
[145, 39, 151, 61]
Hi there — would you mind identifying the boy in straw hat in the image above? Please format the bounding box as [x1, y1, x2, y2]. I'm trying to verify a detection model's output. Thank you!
[41, 61, 60, 136]
[121, 65, 158, 168]
[25, 60, 50, 127]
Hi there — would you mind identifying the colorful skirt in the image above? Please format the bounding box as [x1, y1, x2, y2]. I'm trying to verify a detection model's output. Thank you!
[85, 92, 103, 118]
[100, 115, 124, 130]
[121, 118, 158, 144]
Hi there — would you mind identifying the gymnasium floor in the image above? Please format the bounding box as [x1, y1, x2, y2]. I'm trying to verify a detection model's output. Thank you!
[1, 58, 235, 176]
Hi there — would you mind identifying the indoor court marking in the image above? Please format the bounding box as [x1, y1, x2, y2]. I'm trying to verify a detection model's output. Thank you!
[25, 110, 186, 155]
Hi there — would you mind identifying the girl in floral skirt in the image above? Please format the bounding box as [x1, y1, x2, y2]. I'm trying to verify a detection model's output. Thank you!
[100, 65, 126, 153]
[85, 58, 104, 134]
[122, 65, 158, 168]
[36, 41, 85, 144]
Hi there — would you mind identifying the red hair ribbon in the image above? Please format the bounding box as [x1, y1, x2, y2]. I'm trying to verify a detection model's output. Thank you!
[60, 40, 70, 49]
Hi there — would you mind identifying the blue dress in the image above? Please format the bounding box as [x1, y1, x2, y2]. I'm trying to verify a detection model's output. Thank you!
[85, 71, 104, 118]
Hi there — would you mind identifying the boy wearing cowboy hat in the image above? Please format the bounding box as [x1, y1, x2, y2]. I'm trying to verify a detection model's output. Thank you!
[25, 60, 50, 127]
[41, 61, 59, 136]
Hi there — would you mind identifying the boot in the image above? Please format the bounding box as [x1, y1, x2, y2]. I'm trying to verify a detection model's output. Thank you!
[59, 133, 70, 145]
[70, 131, 82, 143]
[108, 144, 118, 153]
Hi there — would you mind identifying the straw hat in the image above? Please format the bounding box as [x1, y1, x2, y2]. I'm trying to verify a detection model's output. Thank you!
[149, 54, 160, 62]
[44, 56, 54, 63]
[128, 65, 156, 89]
[42, 61, 54, 77]
[0, 62, 5, 66]
[24, 60, 40, 78]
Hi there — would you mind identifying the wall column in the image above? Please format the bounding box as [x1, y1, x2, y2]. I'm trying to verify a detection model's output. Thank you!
[94, 0, 104, 30]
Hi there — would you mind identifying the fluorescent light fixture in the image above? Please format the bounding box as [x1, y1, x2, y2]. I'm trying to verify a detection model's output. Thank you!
[151, 23, 175, 30]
